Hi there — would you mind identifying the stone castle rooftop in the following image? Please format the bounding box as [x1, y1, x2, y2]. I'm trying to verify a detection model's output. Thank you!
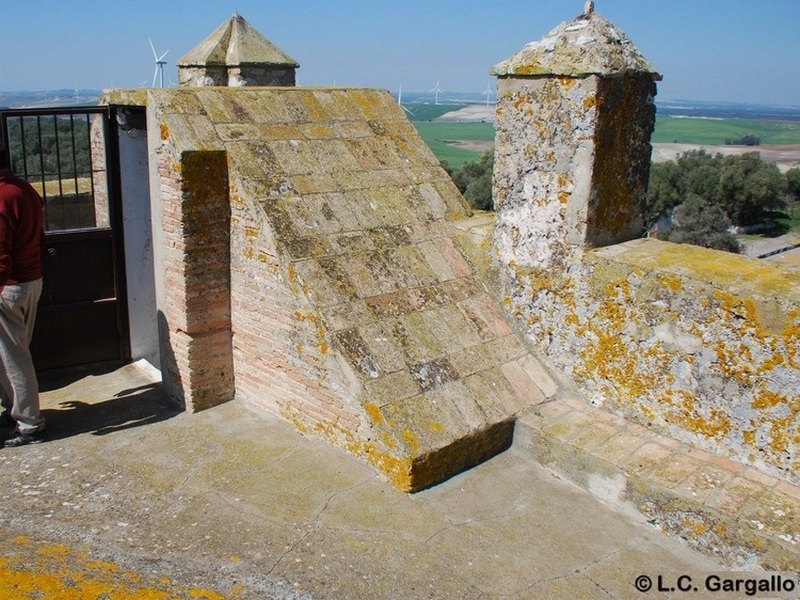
[92, 6, 799, 568]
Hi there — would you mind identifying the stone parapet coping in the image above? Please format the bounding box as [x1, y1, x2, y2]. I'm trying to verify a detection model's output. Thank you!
[516, 398, 800, 570]
[593, 238, 800, 303]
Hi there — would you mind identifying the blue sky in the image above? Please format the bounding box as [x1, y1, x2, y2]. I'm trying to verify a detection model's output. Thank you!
[2, 0, 798, 105]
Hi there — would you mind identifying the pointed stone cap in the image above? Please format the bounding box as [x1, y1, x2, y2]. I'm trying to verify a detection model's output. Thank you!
[490, 12, 660, 79]
[177, 13, 299, 68]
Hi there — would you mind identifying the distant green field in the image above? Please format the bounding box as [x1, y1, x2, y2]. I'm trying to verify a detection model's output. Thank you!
[412, 122, 494, 168]
[652, 115, 800, 145]
[407, 103, 800, 167]
[404, 103, 464, 122]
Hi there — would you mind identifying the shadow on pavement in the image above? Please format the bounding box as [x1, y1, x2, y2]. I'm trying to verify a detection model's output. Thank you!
[36, 366, 182, 442]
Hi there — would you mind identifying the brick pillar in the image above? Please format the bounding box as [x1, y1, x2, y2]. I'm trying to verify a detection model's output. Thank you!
[156, 150, 234, 411]
[490, 11, 661, 271]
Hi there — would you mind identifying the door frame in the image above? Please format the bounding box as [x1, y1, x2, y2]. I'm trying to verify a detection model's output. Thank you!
[1, 106, 131, 372]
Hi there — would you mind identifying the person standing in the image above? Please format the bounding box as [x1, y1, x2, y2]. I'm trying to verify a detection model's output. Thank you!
[0, 146, 46, 447]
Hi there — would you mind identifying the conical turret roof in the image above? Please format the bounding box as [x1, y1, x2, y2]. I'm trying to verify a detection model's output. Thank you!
[491, 11, 660, 79]
[177, 13, 299, 68]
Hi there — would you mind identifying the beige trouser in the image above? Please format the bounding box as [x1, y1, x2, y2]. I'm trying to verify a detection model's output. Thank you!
[0, 278, 44, 434]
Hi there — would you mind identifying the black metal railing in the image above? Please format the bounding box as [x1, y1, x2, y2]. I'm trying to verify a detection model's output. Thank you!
[1, 107, 110, 232]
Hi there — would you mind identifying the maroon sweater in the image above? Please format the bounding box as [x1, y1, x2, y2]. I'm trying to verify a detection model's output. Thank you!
[0, 172, 44, 287]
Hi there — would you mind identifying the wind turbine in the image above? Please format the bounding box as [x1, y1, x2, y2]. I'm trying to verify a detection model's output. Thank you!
[482, 80, 495, 107]
[397, 86, 415, 117]
[430, 80, 443, 105]
[149, 39, 169, 88]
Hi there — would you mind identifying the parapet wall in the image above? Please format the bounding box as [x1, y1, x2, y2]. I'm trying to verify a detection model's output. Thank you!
[500, 238, 800, 485]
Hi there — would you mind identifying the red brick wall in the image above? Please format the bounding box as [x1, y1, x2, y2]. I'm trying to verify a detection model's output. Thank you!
[157, 149, 235, 411]
[228, 178, 364, 436]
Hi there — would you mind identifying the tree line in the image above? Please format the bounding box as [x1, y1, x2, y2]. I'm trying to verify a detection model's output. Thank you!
[442, 151, 494, 211]
[4, 114, 92, 178]
[445, 148, 800, 254]
[725, 134, 760, 146]
[646, 150, 799, 252]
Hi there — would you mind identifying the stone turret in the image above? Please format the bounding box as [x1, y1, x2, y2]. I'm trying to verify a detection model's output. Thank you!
[177, 13, 299, 87]
[490, 9, 661, 270]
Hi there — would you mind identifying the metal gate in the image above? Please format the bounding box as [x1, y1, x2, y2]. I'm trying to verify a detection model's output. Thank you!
[1, 107, 130, 371]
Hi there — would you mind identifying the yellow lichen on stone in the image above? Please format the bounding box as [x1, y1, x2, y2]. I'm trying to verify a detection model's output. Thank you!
[765, 413, 797, 456]
[0, 535, 230, 600]
[752, 389, 786, 410]
[574, 278, 668, 408]
[363, 401, 384, 424]
[401, 429, 421, 453]
[659, 275, 683, 292]
[300, 95, 327, 121]
[684, 408, 733, 440]
[279, 402, 415, 491]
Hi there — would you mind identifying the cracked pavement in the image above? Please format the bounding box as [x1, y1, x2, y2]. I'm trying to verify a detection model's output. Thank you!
[0, 362, 726, 599]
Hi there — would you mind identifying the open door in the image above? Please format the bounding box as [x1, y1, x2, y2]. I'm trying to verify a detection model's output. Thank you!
[1, 107, 130, 371]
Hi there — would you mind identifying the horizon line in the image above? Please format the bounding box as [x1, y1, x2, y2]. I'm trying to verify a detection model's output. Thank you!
[1, 88, 799, 111]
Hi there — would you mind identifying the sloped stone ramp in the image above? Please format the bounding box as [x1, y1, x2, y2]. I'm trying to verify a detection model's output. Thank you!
[140, 86, 554, 491]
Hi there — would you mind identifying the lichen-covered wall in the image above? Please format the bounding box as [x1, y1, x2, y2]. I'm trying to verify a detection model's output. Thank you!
[224, 137, 370, 458]
[210, 88, 548, 491]
[177, 66, 296, 87]
[501, 239, 800, 485]
[491, 14, 798, 486]
[589, 76, 656, 247]
[493, 74, 654, 272]
[493, 76, 594, 270]
[491, 68, 800, 484]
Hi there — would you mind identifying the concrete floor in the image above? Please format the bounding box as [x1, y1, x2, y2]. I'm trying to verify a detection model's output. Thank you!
[0, 361, 751, 599]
